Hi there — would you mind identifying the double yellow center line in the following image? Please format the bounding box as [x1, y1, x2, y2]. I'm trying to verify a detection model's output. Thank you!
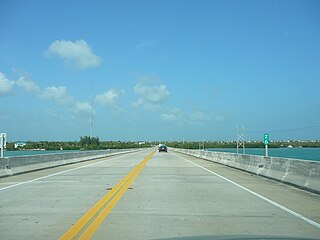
[60, 150, 156, 240]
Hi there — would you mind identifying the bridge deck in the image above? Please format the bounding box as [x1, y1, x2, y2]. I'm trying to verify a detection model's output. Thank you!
[0, 149, 319, 239]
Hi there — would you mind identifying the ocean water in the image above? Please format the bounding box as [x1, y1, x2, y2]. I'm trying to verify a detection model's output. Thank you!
[2, 148, 320, 162]
[207, 148, 320, 161]
[2, 150, 80, 157]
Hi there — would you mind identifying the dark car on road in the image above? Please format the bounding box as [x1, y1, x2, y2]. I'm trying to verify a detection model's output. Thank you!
[158, 144, 167, 152]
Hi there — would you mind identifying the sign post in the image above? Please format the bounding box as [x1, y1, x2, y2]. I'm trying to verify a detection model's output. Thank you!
[263, 133, 269, 157]
[0, 133, 6, 158]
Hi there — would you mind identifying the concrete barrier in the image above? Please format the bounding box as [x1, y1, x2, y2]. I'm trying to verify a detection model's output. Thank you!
[173, 148, 320, 194]
[0, 149, 139, 178]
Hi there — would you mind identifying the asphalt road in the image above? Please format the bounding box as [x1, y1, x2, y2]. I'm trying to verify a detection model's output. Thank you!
[0, 149, 320, 240]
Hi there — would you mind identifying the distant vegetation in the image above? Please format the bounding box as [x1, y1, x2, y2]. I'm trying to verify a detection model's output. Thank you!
[167, 140, 320, 149]
[79, 136, 101, 149]
[5, 138, 320, 151]
[5, 136, 154, 151]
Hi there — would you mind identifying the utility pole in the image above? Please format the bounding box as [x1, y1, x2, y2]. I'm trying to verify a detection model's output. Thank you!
[236, 126, 246, 154]
[199, 141, 205, 151]
[90, 78, 94, 138]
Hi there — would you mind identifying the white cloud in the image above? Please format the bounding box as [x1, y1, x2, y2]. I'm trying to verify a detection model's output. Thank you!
[40, 86, 73, 106]
[132, 98, 144, 108]
[46, 39, 102, 69]
[41, 87, 93, 116]
[188, 110, 211, 123]
[0, 72, 14, 96]
[134, 83, 169, 103]
[133, 81, 170, 111]
[213, 114, 226, 122]
[160, 108, 224, 127]
[75, 101, 92, 115]
[161, 113, 177, 122]
[133, 40, 156, 50]
[15, 77, 40, 94]
[1, 71, 95, 120]
[40, 87, 93, 116]
[95, 89, 121, 107]
[161, 108, 183, 122]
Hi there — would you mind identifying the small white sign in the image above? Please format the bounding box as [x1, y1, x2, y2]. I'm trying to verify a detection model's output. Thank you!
[0, 133, 6, 147]
[0, 133, 6, 157]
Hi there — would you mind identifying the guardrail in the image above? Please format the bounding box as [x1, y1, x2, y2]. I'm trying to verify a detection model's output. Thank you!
[172, 148, 320, 194]
[0, 149, 139, 178]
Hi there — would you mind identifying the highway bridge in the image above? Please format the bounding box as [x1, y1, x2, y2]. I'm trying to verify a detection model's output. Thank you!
[1, 149, 320, 239]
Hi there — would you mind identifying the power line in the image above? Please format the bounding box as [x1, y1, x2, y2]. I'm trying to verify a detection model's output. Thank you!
[247, 125, 320, 134]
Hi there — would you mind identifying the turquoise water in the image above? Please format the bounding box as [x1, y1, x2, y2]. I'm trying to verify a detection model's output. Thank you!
[2, 150, 80, 157]
[3, 148, 320, 161]
[207, 148, 320, 161]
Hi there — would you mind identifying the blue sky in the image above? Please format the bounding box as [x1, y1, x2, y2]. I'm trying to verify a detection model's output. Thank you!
[1, 0, 320, 141]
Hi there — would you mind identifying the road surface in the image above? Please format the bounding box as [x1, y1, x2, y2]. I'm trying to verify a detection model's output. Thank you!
[0, 149, 320, 239]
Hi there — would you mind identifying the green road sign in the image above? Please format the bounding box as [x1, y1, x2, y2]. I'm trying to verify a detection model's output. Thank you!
[264, 133, 270, 145]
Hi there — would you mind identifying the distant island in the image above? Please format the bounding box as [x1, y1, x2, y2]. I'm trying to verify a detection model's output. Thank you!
[6, 136, 152, 151]
[4, 136, 320, 151]
[167, 140, 320, 149]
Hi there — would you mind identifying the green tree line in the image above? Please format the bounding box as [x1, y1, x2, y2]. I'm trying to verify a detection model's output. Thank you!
[5, 136, 155, 151]
[5, 138, 320, 151]
[166, 141, 320, 149]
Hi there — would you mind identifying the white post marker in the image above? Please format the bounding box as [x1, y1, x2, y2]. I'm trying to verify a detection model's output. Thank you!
[265, 144, 268, 157]
[264, 133, 269, 157]
[0, 133, 6, 158]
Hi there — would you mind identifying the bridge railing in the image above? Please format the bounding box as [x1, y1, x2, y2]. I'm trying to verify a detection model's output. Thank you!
[172, 148, 320, 194]
[0, 149, 138, 178]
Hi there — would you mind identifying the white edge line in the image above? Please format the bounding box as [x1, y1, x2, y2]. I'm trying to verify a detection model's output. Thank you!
[0, 155, 125, 191]
[174, 152, 320, 230]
